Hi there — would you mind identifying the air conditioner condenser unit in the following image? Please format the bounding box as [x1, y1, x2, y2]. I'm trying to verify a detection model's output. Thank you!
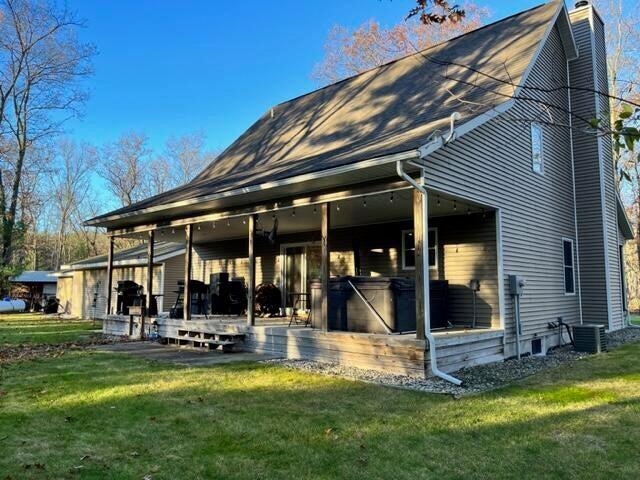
[572, 324, 607, 353]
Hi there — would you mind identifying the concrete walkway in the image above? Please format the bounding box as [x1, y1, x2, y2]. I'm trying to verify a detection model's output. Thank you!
[96, 341, 281, 366]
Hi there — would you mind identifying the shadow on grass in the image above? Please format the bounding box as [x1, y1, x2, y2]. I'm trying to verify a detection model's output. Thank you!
[1, 342, 640, 479]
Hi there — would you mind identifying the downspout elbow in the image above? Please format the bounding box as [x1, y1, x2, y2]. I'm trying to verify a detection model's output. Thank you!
[395, 159, 463, 386]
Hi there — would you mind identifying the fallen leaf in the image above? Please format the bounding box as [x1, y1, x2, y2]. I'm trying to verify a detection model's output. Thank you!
[80, 455, 90, 461]
[149, 416, 156, 421]
[131, 452, 140, 457]
[64, 416, 73, 422]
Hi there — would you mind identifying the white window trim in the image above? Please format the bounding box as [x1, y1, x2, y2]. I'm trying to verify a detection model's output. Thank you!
[562, 237, 576, 296]
[531, 122, 544, 175]
[402, 228, 437, 271]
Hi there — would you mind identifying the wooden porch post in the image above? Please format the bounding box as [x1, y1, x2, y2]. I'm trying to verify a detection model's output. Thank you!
[413, 189, 426, 341]
[106, 236, 114, 315]
[320, 202, 330, 331]
[144, 230, 155, 338]
[247, 214, 256, 326]
[184, 224, 193, 321]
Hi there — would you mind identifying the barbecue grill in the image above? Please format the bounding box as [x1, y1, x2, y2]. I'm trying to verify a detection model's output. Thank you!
[115, 280, 144, 315]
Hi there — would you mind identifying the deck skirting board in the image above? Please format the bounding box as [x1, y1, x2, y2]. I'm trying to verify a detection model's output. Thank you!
[101, 316, 505, 377]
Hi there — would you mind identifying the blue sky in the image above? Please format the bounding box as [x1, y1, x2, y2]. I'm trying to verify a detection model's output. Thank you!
[66, 0, 544, 152]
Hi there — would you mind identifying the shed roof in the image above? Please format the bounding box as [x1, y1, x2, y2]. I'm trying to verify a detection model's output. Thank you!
[63, 242, 184, 271]
[88, 1, 573, 229]
[10, 271, 58, 284]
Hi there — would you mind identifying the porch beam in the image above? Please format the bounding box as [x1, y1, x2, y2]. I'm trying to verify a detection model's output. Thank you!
[184, 224, 193, 321]
[106, 179, 416, 237]
[105, 236, 114, 315]
[320, 202, 330, 331]
[413, 189, 426, 341]
[145, 230, 154, 338]
[247, 214, 256, 326]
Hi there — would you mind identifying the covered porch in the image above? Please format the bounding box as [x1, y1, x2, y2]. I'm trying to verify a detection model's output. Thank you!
[102, 176, 505, 377]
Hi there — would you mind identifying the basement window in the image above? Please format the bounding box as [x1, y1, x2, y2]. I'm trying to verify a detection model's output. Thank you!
[531, 122, 544, 174]
[562, 238, 575, 295]
[402, 228, 437, 270]
[532, 338, 543, 356]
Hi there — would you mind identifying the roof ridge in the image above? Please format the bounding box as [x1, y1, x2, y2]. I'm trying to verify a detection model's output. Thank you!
[272, 1, 557, 110]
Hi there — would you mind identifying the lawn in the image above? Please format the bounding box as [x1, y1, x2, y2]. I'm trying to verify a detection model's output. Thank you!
[0, 320, 639, 478]
[0, 313, 100, 345]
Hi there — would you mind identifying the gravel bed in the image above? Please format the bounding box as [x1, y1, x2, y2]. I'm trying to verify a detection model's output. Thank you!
[266, 326, 640, 396]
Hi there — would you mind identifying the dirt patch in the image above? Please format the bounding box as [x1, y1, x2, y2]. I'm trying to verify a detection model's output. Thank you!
[0, 335, 126, 364]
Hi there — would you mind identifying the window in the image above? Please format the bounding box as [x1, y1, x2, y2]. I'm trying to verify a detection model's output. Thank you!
[402, 228, 437, 270]
[563, 239, 575, 294]
[620, 245, 627, 311]
[531, 123, 544, 174]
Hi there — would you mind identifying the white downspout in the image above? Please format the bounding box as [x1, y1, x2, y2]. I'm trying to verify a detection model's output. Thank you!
[396, 160, 463, 386]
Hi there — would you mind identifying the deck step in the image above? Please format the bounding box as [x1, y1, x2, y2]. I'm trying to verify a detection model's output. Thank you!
[164, 329, 246, 353]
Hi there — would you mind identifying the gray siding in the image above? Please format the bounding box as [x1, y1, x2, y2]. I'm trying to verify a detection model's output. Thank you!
[594, 12, 624, 329]
[192, 217, 499, 327]
[569, 7, 624, 329]
[422, 23, 581, 355]
[161, 255, 185, 312]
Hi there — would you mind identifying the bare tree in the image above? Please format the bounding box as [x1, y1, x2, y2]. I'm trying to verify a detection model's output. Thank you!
[312, 3, 488, 84]
[98, 131, 151, 207]
[144, 131, 218, 196]
[0, 0, 95, 265]
[51, 139, 96, 268]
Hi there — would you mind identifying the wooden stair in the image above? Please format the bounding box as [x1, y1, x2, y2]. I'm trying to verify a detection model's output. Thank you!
[165, 328, 245, 353]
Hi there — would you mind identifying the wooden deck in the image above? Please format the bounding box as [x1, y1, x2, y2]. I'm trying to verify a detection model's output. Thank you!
[102, 314, 504, 378]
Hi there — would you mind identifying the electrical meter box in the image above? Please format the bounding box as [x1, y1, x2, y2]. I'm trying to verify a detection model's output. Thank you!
[509, 275, 525, 296]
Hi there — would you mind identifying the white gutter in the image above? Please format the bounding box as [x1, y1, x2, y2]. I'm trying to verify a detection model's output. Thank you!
[396, 117, 463, 385]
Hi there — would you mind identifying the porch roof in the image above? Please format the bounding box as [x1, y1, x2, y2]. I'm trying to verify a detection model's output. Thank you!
[60, 241, 184, 271]
[87, 1, 574, 230]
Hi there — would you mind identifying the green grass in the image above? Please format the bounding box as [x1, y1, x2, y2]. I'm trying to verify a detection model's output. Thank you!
[0, 313, 99, 345]
[0, 320, 639, 479]
[631, 314, 640, 326]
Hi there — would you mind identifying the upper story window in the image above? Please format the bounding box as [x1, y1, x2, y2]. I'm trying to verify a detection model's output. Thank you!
[402, 228, 437, 271]
[563, 238, 575, 295]
[531, 122, 544, 174]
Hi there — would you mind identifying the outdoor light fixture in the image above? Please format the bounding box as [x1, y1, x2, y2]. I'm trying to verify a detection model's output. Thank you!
[197, 224, 201, 230]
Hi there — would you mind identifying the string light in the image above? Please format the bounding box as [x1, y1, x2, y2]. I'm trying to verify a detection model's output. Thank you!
[482, 209, 487, 219]
[197, 224, 201, 231]
[212, 221, 216, 229]
[336, 203, 341, 212]
[292, 208, 296, 217]
[437, 195, 441, 207]
[389, 192, 394, 203]
[362, 197, 367, 207]
[313, 205, 317, 214]
[227, 219, 230, 227]
[171, 228, 175, 235]
[467, 206, 471, 215]
[242, 218, 246, 225]
[453, 200, 457, 211]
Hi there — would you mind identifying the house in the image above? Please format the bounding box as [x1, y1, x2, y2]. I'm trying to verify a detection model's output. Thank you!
[84, 1, 632, 380]
[55, 242, 184, 319]
[9, 271, 58, 310]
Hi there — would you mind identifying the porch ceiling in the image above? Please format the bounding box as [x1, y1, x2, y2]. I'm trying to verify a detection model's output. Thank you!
[148, 189, 491, 243]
